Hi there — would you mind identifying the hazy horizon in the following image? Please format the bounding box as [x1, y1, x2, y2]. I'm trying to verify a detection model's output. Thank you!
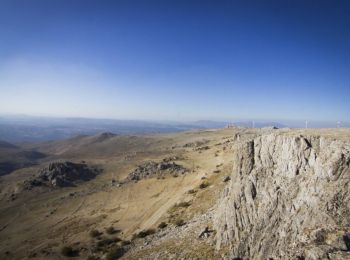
[1, 113, 349, 144]
[1, 113, 349, 127]
[1, 1, 350, 122]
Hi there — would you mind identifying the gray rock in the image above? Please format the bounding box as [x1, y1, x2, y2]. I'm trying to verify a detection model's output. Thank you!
[214, 133, 350, 259]
[127, 161, 187, 181]
[25, 161, 100, 188]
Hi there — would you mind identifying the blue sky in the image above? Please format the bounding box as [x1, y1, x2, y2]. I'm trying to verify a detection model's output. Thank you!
[0, 0, 349, 122]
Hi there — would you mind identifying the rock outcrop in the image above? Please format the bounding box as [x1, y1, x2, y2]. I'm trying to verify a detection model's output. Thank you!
[127, 160, 187, 181]
[25, 161, 100, 188]
[183, 140, 209, 148]
[214, 133, 350, 259]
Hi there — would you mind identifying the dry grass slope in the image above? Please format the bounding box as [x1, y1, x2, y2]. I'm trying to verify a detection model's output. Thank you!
[0, 127, 349, 259]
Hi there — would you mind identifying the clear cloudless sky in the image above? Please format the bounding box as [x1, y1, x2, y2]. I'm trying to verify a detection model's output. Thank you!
[0, 0, 349, 122]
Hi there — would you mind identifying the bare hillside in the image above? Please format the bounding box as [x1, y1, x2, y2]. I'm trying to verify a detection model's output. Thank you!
[0, 128, 349, 259]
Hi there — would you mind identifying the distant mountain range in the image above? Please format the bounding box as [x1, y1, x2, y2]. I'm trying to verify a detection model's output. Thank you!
[0, 115, 348, 143]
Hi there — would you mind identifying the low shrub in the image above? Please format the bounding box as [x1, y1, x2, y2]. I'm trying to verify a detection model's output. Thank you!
[134, 228, 156, 238]
[174, 219, 185, 227]
[106, 226, 119, 235]
[314, 229, 327, 244]
[97, 237, 121, 248]
[187, 189, 196, 194]
[89, 229, 101, 238]
[61, 246, 75, 257]
[199, 181, 210, 189]
[105, 246, 125, 260]
[158, 222, 167, 229]
[175, 201, 191, 208]
[120, 240, 131, 246]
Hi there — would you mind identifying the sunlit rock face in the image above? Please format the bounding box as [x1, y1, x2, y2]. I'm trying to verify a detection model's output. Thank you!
[214, 133, 350, 259]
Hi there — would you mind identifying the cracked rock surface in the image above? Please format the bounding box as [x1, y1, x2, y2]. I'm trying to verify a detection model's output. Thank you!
[214, 132, 350, 259]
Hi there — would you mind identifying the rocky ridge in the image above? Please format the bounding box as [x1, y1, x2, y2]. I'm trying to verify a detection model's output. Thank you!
[214, 132, 350, 259]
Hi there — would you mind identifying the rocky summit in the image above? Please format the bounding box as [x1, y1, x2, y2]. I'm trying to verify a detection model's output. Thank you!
[214, 132, 350, 259]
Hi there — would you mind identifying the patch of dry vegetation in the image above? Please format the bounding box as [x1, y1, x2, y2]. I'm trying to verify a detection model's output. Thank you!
[132, 228, 156, 239]
[126, 236, 220, 260]
[199, 181, 210, 189]
[158, 222, 167, 229]
[61, 246, 76, 257]
[105, 246, 125, 260]
[89, 229, 102, 238]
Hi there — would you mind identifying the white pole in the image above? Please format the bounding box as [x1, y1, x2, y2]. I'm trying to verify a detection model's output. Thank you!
[305, 120, 308, 129]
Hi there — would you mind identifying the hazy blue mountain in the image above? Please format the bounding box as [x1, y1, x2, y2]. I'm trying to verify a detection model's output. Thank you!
[0, 116, 204, 143]
[0, 115, 348, 143]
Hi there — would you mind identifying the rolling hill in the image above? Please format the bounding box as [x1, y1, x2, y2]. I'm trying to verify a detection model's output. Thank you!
[0, 127, 349, 259]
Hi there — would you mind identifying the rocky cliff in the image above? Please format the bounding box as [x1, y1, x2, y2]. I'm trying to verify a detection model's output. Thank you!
[214, 133, 350, 259]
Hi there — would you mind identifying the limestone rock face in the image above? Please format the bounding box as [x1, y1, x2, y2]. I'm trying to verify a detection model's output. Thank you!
[214, 133, 350, 259]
